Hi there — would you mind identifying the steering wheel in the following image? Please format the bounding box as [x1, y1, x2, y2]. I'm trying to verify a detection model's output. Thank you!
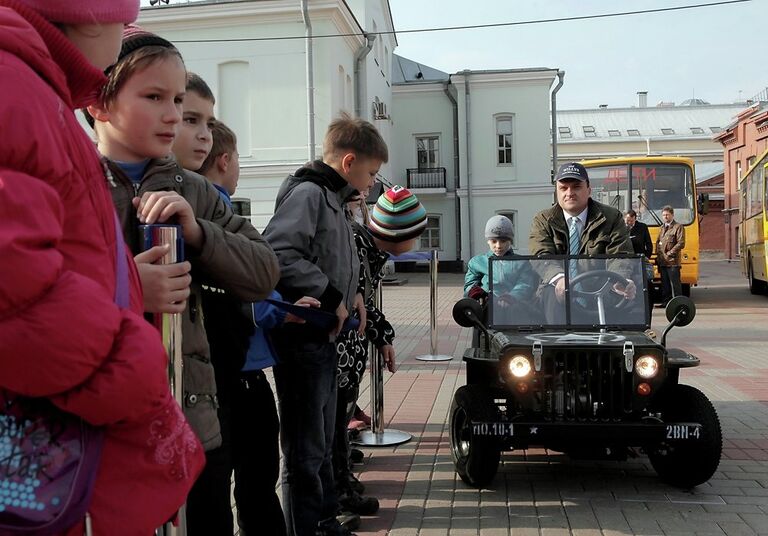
[569, 269, 634, 310]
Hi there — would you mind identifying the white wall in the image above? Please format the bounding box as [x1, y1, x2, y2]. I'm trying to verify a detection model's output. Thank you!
[139, 2, 365, 227]
[390, 84, 455, 188]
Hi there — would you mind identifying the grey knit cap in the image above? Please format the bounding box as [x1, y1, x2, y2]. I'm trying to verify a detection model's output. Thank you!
[484, 215, 514, 241]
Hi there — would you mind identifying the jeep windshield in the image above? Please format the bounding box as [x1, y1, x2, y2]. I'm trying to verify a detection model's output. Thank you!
[487, 255, 649, 330]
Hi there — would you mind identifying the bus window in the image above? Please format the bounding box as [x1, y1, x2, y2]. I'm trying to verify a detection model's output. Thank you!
[633, 164, 694, 225]
[584, 165, 628, 212]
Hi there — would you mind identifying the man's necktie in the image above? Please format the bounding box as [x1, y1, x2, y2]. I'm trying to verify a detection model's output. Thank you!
[568, 217, 581, 279]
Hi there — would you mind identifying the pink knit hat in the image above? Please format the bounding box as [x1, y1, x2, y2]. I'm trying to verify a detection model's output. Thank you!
[17, 0, 139, 24]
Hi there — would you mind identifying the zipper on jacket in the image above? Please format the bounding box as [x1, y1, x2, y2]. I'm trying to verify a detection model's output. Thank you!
[104, 166, 117, 188]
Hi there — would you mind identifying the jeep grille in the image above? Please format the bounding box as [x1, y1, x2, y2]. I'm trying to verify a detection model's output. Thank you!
[536, 351, 633, 420]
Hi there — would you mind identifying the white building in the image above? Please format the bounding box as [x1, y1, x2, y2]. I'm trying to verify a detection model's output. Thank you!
[138, 0, 397, 230]
[391, 56, 561, 260]
[139, 1, 562, 263]
[555, 94, 744, 166]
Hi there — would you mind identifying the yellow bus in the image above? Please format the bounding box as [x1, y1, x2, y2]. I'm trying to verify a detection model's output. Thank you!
[739, 147, 768, 294]
[581, 156, 706, 297]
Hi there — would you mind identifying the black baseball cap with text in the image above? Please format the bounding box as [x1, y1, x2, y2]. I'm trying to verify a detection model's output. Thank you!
[556, 162, 589, 182]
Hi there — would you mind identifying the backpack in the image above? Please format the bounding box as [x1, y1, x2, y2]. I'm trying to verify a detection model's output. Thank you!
[0, 213, 129, 535]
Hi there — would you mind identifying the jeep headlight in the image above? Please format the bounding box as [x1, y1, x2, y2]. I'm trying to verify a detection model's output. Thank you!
[635, 356, 659, 379]
[508, 355, 532, 378]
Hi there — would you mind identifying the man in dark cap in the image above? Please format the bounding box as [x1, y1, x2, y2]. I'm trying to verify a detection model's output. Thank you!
[529, 162, 637, 321]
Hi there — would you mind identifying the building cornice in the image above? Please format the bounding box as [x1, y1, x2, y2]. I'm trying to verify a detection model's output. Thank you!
[557, 135, 719, 144]
[392, 83, 447, 95]
[450, 69, 558, 86]
[240, 161, 304, 179]
[139, 0, 365, 50]
[558, 149, 724, 159]
[456, 184, 554, 198]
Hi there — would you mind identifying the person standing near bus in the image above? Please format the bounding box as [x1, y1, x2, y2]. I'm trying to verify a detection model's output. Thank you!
[624, 209, 653, 259]
[655, 205, 685, 307]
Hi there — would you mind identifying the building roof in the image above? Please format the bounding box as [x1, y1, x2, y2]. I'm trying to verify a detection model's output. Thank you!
[392, 54, 449, 84]
[557, 103, 745, 142]
[695, 161, 724, 183]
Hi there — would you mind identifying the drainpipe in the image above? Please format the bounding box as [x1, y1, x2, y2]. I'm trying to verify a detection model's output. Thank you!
[646, 137, 651, 155]
[354, 33, 375, 119]
[550, 70, 565, 182]
[300, 0, 315, 160]
[444, 80, 462, 262]
[462, 69, 474, 256]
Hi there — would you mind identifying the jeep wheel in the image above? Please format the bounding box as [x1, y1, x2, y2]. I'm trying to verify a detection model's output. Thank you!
[450, 385, 501, 488]
[648, 384, 722, 488]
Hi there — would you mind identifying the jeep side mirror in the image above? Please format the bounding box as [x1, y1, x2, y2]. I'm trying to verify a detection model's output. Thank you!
[660, 296, 696, 346]
[453, 298, 483, 328]
[697, 192, 710, 215]
[452, 298, 491, 351]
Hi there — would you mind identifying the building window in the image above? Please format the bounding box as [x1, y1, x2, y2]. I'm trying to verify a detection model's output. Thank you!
[420, 215, 441, 249]
[710, 126, 723, 134]
[608, 129, 621, 137]
[416, 136, 439, 168]
[495, 210, 517, 248]
[690, 127, 705, 134]
[583, 126, 597, 137]
[661, 128, 675, 135]
[627, 129, 641, 137]
[736, 160, 742, 181]
[496, 116, 514, 165]
[747, 156, 756, 170]
[558, 126, 572, 139]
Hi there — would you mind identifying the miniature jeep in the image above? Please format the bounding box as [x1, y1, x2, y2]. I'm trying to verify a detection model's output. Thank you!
[450, 254, 722, 489]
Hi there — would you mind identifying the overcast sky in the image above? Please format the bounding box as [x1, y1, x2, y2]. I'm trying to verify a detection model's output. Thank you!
[388, 0, 767, 109]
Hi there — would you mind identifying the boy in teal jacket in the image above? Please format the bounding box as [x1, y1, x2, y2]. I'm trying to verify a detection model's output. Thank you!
[464, 215, 538, 306]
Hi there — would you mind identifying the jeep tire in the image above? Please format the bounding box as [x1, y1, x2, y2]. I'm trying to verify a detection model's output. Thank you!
[450, 385, 501, 488]
[648, 384, 722, 488]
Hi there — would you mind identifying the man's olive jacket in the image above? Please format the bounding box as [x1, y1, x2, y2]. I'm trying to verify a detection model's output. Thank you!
[528, 198, 634, 283]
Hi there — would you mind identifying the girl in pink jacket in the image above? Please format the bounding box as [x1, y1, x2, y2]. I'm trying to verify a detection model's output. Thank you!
[0, 1, 204, 534]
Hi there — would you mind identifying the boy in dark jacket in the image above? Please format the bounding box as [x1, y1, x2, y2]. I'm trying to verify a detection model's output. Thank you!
[263, 114, 388, 536]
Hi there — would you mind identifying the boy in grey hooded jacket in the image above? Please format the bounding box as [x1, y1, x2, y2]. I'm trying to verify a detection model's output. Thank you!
[263, 114, 388, 536]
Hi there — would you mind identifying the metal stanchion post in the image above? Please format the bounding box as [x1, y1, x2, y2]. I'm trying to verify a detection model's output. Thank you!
[416, 250, 452, 362]
[353, 285, 411, 447]
[142, 225, 186, 536]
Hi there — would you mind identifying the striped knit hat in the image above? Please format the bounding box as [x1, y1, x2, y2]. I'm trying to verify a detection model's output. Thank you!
[368, 186, 427, 243]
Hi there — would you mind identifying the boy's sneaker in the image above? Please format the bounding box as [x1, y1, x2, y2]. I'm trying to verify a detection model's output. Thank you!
[347, 418, 367, 431]
[350, 448, 364, 464]
[317, 518, 356, 536]
[347, 473, 365, 494]
[354, 407, 372, 426]
[336, 511, 360, 532]
[339, 491, 379, 516]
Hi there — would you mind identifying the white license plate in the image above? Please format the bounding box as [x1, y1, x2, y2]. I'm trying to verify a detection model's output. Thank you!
[471, 422, 514, 437]
[665, 424, 701, 440]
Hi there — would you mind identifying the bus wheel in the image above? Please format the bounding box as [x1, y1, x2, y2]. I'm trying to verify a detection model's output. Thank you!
[682, 284, 691, 297]
[748, 256, 767, 295]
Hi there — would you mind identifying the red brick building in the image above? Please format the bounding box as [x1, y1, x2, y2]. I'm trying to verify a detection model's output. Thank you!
[697, 168, 725, 252]
[715, 102, 768, 260]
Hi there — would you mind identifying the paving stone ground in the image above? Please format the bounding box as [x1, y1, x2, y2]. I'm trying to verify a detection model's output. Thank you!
[242, 259, 768, 536]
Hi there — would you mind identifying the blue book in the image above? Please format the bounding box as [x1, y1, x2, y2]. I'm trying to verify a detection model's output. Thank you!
[265, 299, 360, 332]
